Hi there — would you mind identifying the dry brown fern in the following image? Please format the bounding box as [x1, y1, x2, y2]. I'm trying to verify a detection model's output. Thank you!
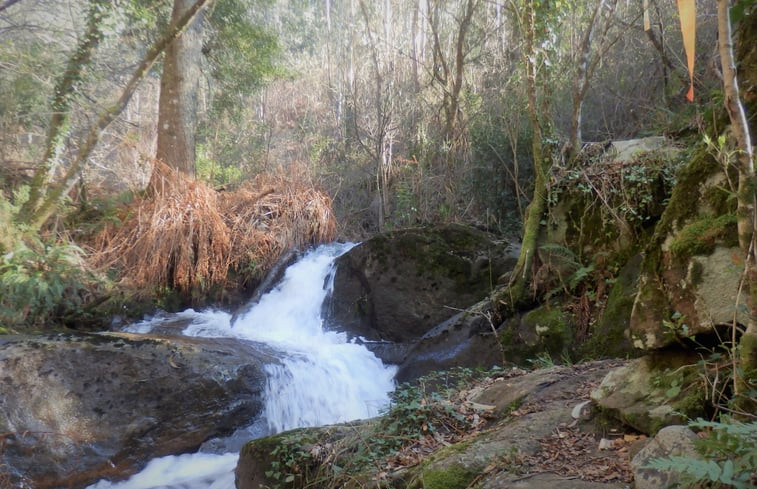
[89, 162, 336, 299]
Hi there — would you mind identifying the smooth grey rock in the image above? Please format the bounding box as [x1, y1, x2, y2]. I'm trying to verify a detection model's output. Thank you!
[590, 354, 704, 435]
[0, 332, 276, 488]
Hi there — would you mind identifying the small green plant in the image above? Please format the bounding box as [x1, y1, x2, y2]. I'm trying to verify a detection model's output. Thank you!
[647, 418, 757, 488]
[0, 239, 99, 329]
[264, 435, 313, 487]
[662, 311, 692, 343]
[527, 351, 556, 369]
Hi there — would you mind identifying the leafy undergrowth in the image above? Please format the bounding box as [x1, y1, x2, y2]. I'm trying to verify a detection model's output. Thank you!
[299, 367, 509, 482]
[375, 368, 517, 471]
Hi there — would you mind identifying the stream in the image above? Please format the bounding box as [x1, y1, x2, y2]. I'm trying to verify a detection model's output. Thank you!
[87, 242, 397, 489]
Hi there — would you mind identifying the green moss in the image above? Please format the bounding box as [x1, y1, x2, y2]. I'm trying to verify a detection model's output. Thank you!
[522, 304, 573, 356]
[702, 184, 736, 217]
[668, 214, 738, 259]
[652, 145, 721, 245]
[688, 260, 704, 287]
[579, 254, 641, 359]
[421, 465, 476, 489]
[376, 225, 497, 295]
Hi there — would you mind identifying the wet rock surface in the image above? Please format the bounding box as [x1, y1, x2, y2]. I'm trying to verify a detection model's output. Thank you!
[0, 332, 276, 488]
[326, 224, 518, 375]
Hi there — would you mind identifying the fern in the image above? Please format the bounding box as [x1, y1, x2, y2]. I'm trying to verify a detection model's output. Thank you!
[647, 419, 757, 488]
[0, 240, 98, 328]
[538, 243, 582, 270]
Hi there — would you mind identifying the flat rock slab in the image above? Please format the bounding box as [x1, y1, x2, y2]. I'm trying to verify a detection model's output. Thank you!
[0, 332, 277, 488]
[236, 360, 636, 489]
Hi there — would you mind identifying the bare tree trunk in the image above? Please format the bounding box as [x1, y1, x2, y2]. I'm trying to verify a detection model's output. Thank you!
[567, 1, 602, 162]
[427, 0, 478, 146]
[567, 0, 621, 164]
[358, 0, 391, 231]
[155, 0, 208, 177]
[717, 0, 757, 413]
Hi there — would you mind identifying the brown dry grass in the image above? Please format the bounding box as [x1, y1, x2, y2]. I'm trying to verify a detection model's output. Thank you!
[89, 161, 336, 298]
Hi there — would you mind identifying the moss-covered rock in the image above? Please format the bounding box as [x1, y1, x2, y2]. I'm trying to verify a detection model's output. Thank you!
[629, 140, 743, 350]
[415, 464, 476, 489]
[236, 423, 374, 489]
[491, 303, 575, 366]
[547, 141, 682, 262]
[327, 224, 519, 344]
[591, 354, 707, 435]
[578, 254, 641, 359]
[521, 304, 574, 357]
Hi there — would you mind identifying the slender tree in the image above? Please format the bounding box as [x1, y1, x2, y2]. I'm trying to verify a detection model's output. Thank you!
[566, 0, 622, 164]
[495, 0, 552, 311]
[717, 0, 757, 411]
[19, 0, 111, 223]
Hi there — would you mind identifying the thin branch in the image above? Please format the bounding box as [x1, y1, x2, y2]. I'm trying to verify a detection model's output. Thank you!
[0, 0, 23, 13]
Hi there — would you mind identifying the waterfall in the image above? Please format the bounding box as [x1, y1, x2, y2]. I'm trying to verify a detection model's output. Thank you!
[88, 243, 396, 489]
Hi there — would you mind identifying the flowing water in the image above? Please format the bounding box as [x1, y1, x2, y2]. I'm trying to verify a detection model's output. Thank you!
[88, 242, 397, 489]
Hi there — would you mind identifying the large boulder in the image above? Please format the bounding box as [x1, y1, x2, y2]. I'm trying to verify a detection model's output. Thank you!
[630, 425, 699, 489]
[326, 224, 519, 345]
[629, 146, 743, 350]
[0, 332, 276, 488]
[590, 353, 707, 435]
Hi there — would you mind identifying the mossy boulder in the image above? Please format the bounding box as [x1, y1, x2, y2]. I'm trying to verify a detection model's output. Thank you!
[412, 464, 477, 489]
[629, 144, 744, 350]
[520, 304, 574, 357]
[493, 303, 575, 365]
[236, 425, 361, 489]
[591, 353, 707, 435]
[327, 224, 518, 344]
[547, 140, 682, 260]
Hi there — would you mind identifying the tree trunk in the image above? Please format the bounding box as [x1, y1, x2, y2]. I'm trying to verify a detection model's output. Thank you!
[567, 1, 600, 163]
[155, 0, 208, 177]
[495, 0, 549, 313]
[717, 0, 757, 414]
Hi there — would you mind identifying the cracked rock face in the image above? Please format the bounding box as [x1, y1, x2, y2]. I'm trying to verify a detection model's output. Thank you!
[0, 332, 276, 488]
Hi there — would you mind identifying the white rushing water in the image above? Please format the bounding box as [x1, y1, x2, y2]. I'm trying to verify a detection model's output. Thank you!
[88, 243, 397, 489]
